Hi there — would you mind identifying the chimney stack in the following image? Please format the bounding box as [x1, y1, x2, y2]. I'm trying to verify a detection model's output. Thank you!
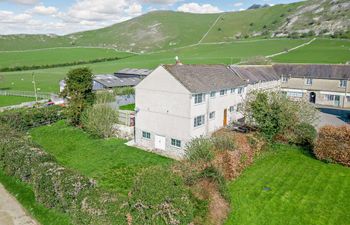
[175, 56, 183, 65]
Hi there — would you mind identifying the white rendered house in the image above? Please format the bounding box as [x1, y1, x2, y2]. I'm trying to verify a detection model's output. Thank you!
[134, 64, 275, 158]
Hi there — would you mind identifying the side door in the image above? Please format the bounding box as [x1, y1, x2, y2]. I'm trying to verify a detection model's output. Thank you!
[154, 135, 166, 150]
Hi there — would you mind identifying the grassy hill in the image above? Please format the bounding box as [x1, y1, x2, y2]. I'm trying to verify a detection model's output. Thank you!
[0, 0, 348, 53]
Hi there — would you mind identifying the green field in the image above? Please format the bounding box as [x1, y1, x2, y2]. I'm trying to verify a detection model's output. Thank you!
[30, 121, 171, 195]
[0, 48, 133, 69]
[273, 39, 350, 64]
[226, 144, 350, 225]
[0, 39, 309, 93]
[0, 96, 35, 107]
[0, 38, 349, 106]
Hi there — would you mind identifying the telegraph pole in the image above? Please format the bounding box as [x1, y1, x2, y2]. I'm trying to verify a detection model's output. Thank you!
[32, 72, 38, 103]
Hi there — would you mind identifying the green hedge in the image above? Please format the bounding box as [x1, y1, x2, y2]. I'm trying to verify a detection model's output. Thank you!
[0, 56, 127, 72]
[0, 106, 65, 131]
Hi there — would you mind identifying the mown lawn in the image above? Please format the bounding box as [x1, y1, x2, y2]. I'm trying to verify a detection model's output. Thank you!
[0, 95, 35, 107]
[0, 170, 72, 225]
[226, 144, 350, 225]
[30, 121, 172, 195]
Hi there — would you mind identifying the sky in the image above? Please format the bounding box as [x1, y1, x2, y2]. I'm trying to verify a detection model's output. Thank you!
[0, 0, 301, 35]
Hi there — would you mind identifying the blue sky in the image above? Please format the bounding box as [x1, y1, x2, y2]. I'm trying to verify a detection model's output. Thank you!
[0, 0, 301, 35]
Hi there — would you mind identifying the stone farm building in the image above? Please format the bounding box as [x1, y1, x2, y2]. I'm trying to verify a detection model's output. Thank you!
[134, 63, 350, 158]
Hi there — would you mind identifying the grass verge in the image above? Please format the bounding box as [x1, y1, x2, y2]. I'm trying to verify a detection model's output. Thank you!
[0, 96, 35, 107]
[119, 103, 135, 111]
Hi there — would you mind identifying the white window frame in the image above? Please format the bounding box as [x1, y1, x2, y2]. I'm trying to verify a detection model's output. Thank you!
[210, 91, 216, 98]
[209, 111, 215, 119]
[194, 115, 205, 127]
[282, 77, 288, 83]
[230, 88, 236, 94]
[142, 131, 151, 139]
[220, 89, 227, 96]
[305, 78, 313, 86]
[324, 94, 335, 101]
[339, 80, 347, 88]
[238, 87, 244, 94]
[194, 93, 205, 104]
[171, 138, 181, 148]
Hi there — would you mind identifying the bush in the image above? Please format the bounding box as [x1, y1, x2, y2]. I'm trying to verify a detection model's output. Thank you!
[0, 106, 65, 131]
[81, 93, 118, 138]
[314, 126, 350, 166]
[129, 167, 195, 225]
[290, 123, 317, 148]
[186, 137, 214, 162]
[212, 134, 236, 151]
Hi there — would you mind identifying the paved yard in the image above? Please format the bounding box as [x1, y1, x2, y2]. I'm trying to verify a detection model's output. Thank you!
[0, 184, 38, 225]
[316, 112, 349, 129]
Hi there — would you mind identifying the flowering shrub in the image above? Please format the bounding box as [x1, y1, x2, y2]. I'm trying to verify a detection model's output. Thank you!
[314, 126, 350, 166]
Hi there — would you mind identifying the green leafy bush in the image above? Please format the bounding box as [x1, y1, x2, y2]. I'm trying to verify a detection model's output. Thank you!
[314, 126, 350, 166]
[0, 106, 65, 131]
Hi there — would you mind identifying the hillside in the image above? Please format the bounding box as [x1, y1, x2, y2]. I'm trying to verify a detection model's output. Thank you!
[0, 0, 348, 53]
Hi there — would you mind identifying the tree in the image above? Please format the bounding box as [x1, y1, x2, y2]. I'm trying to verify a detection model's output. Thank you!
[61, 67, 94, 126]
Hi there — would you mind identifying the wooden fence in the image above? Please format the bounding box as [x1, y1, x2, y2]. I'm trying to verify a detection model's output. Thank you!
[0, 90, 52, 99]
[118, 110, 135, 127]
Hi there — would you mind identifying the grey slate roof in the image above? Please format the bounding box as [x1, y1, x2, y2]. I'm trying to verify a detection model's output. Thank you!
[273, 64, 350, 80]
[163, 64, 247, 93]
[116, 68, 153, 76]
[229, 65, 280, 84]
[94, 74, 142, 88]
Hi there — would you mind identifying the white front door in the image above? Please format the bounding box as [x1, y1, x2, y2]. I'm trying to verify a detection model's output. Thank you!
[155, 135, 166, 150]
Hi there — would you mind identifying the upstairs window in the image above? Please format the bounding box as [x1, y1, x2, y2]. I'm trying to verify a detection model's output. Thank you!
[220, 89, 227, 96]
[238, 87, 244, 94]
[209, 111, 215, 119]
[210, 91, 216, 98]
[282, 77, 288, 83]
[230, 88, 236, 94]
[340, 80, 347, 88]
[194, 115, 205, 127]
[305, 78, 313, 86]
[142, 131, 151, 139]
[194, 93, 205, 104]
[171, 138, 181, 148]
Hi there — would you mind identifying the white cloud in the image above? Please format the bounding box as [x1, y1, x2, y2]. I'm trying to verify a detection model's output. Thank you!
[0, 10, 32, 23]
[126, 3, 143, 16]
[141, 0, 180, 4]
[177, 3, 222, 14]
[31, 5, 58, 15]
[233, 2, 243, 7]
[0, 0, 37, 5]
